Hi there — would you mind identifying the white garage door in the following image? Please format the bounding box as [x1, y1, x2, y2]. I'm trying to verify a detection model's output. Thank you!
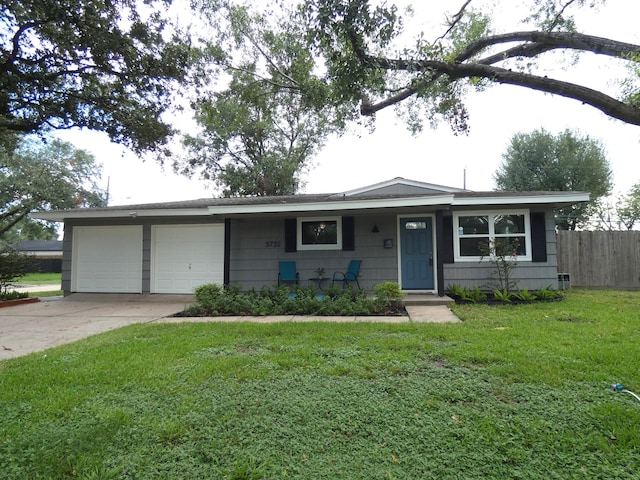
[151, 224, 225, 294]
[72, 226, 143, 293]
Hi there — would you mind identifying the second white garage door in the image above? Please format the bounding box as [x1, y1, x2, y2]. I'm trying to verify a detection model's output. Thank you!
[151, 224, 225, 294]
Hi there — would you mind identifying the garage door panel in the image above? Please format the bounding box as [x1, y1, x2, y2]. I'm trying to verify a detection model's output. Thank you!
[151, 224, 224, 294]
[73, 226, 143, 293]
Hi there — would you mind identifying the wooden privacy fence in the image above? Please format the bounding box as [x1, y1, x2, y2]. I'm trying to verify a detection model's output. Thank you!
[556, 231, 640, 289]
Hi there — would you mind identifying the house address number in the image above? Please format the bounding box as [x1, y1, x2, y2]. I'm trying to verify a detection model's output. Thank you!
[265, 241, 281, 248]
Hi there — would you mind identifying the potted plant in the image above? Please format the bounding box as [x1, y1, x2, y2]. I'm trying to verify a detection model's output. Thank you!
[315, 267, 325, 279]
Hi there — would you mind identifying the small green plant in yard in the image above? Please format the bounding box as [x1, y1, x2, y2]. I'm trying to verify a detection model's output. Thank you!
[1, 289, 639, 479]
[492, 288, 512, 303]
[0, 290, 28, 300]
[513, 287, 537, 302]
[479, 238, 520, 293]
[447, 283, 468, 299]
[535, 285, 564, 300]
[374, 281, 404, 303]
[462, 285, 487, 303]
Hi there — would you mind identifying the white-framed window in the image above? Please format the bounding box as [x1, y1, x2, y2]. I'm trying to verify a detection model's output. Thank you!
[454, 210, 531, 261]
[297, 216, 342, 250]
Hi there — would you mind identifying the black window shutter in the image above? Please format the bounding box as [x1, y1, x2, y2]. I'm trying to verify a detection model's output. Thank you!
[342, 216, 355, 251]
[284, 218, 296, 252]
[530, 212, 547, 262]
[442, 215, 454, 264]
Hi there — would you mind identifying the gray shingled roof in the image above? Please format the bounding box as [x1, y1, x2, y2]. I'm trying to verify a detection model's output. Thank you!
[11, 240, 62, 251]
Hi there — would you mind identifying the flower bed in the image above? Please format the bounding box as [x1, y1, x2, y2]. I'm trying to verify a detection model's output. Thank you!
[447, 284, 565, 305]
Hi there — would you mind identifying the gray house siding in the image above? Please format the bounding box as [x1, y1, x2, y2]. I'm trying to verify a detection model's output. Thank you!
[442, 210, 558, 291]
[228, 214, 400, 291]
[59, 206, 560, 295]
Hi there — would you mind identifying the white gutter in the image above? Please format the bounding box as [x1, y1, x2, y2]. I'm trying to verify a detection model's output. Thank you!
[452, 192, 590, 206]
[32, 208, 213, 221]
[206, 195, 456, 215]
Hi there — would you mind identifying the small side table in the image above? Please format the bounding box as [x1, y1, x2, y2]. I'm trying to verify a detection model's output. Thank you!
[309, 277, 328, 289]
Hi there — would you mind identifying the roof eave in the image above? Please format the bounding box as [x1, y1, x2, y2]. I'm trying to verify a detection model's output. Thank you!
[207, 195, 457, 215]
[31, 208, 214, 222]
[453, 192, 590, 208]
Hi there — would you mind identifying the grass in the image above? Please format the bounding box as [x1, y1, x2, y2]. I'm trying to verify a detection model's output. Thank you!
[27, 289, 63, 298]
[18, 272, 61, 285]
[1, 289, 639, 479]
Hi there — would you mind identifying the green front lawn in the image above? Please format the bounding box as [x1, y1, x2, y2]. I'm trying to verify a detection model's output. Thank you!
[18, 272, 61, 285]
[1, 289, 638, 479]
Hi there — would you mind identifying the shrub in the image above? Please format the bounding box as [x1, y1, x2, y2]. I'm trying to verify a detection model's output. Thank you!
[492, 289, 512, 303]
[183, 282, 404, 316]
[514, 288, 537, 302]
[0, 247, 37, 294]
[535, 286, 564, 301]
[463, 286, 487, 303]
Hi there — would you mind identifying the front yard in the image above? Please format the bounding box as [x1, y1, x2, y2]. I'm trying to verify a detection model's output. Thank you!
[0, 289, 638, 479]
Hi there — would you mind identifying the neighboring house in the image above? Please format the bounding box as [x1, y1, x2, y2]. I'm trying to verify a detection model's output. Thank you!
[10, 240, 63, 273]
[32, 178, 589, 296]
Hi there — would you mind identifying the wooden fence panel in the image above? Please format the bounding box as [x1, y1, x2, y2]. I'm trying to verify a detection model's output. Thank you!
[557, 231, 640, 289]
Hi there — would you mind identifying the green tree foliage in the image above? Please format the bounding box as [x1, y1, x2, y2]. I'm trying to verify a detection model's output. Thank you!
[494, 128, 613, 230]
[299, 0, 640, 132]
[0, 136, 105, 239]
[0, 0, 194, 154]
[1, 218, 58, 245]
[618, 182, 640, 229]
[181, 2, 342, 196]
[0, 246, 36, 293]
[592, 182, 640, 230]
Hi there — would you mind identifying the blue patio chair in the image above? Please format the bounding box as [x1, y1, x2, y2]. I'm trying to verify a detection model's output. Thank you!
[332, 260, 362, 289]
[278, 261, 299, 287]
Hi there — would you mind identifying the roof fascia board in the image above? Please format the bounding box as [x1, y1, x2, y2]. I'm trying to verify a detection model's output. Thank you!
[207, 195, 456, 215]
[452, 193, 590, 206]
[32, 208, 213, 221]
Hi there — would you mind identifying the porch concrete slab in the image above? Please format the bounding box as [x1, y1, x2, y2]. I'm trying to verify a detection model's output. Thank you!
[404, 305, 461, 323]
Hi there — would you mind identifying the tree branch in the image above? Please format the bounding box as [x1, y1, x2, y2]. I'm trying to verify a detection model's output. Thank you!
[362, 60, 640, 126]
[455, 31, 640, 63]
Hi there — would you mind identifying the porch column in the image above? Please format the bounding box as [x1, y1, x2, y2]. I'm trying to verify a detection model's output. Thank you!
[436, 210, 445, 297]
[224, 218, 231, 286]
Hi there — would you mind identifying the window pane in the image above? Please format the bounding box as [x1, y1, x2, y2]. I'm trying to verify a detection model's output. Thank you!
[458, 216, 489, 235]
[494, 237, 527, 256]
[405, 221, 427, 230]
[460, 237, 489, 256]
[301, 221, 337, 245]
[494, 214, 525, 234]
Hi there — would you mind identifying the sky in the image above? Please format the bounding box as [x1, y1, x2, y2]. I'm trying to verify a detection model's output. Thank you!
[56, 0, 640, 206]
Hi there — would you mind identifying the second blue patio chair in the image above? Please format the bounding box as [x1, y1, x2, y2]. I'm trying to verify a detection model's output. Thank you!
[278, 261, 299, 287]
[332, 260, 362, 289]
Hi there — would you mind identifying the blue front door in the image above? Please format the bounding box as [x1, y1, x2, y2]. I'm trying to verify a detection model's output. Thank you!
[400, 217, 434, 290]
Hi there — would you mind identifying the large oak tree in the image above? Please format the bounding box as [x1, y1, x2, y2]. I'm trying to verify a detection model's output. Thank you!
[300, 0, 640, 133]
[1, 0, 193, 154]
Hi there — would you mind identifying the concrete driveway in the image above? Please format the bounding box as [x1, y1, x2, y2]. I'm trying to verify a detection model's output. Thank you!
[0, 294, 460, 360]
[0, 294, 194, 360]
